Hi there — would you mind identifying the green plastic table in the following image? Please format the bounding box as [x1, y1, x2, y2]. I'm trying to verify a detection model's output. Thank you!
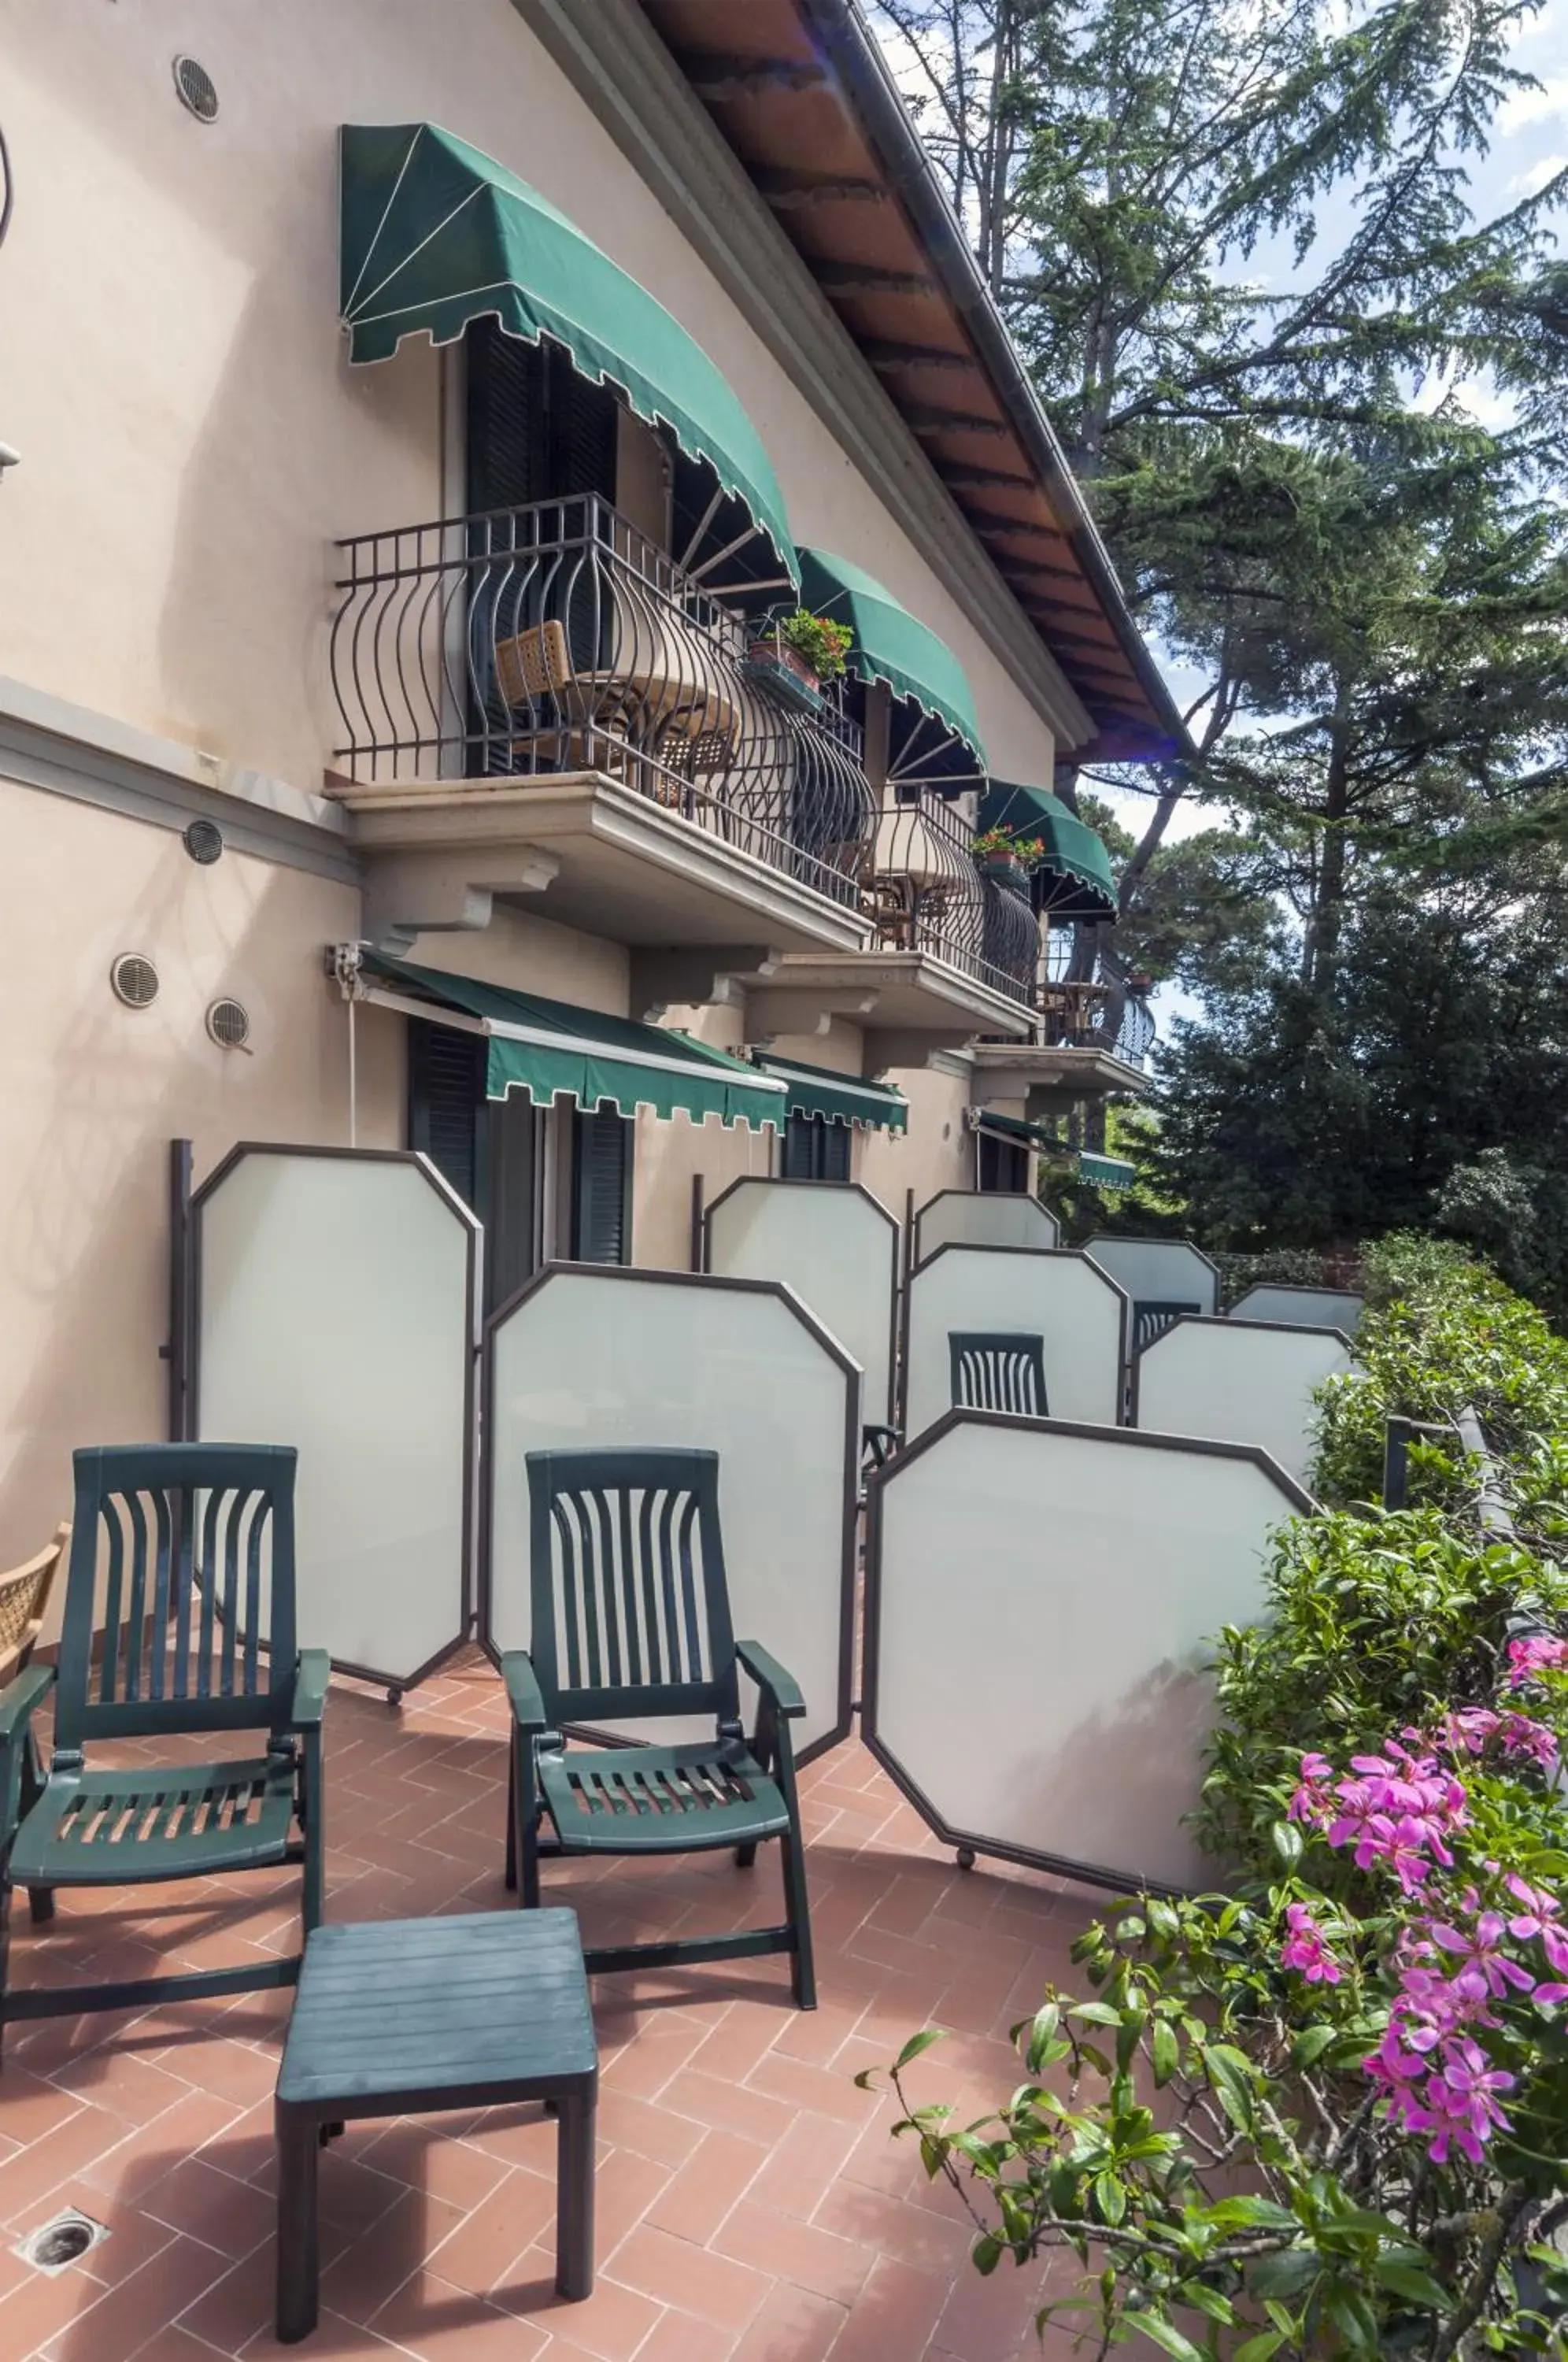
[274, 1909, 597, 2342]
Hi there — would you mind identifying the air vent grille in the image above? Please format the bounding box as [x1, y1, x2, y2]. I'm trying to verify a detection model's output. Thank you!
[172, 56, 218, 122]
[109, 953, 159, 1009]
[183, 818, 224, 865]
[206, 997, 250, 1050]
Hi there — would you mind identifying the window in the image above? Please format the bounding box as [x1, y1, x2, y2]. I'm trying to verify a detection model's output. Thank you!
[977, 1130, 1029, 1194]
[571, 1106, 633, 1263]
[407, 1019, 539, 1309]
[781, 1113, 852, 1183]
[465, 320, 618, 516]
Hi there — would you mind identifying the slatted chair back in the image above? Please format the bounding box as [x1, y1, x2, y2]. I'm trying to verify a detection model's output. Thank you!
[949, 1333, 1049, 1418]
[1133, 1300, 1202, 1355]
[54, 1444, 299, 1751]
[526, 1448, 740, 1730]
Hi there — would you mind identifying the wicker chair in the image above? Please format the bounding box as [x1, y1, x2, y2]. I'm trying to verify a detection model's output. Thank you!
[492, 620, 638, 776]
[0, 1525, 68, 1688]
[651, 716, 736, 813]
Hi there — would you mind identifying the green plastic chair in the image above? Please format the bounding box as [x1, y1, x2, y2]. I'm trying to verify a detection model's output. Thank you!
[0, 1443, 329, 2045]
[949, 1331, 1048, 1416]
[503, 1446, 816, 2008]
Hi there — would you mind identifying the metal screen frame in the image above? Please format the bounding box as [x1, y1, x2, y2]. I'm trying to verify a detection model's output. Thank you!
[702, 1175, 900, 1428]
[1083, 1235, 1220, 1318]
[1131, 1313, 1353, 1490]
[901, 1242, 1129, 1438]
[864, 1409, 1314, 1891]
[913, 1187, 1060, 1268]
[1230, 1283, 1365, 1333]
[190, 1143, 480, 1697]
[480, 1261, 860, 1767]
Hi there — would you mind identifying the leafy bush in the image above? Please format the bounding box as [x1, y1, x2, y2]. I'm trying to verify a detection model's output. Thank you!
[866, 1240, 1568, 2356]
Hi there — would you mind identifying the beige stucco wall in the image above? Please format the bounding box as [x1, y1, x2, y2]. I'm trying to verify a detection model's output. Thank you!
[0, 777, 388, 1594]
[0, 0, 1056, 795]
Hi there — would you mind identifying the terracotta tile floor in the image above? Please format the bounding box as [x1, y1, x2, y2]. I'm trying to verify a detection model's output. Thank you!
[0, 1654, 1096, 2360]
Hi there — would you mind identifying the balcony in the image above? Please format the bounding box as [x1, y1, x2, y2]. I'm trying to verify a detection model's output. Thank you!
[863, 796, 1037, 1012]
[327, 495, 877, 961]
[971, 965, 1155, 1113]
[748, 794, 1038, 1061]
[1041, 977, 1156, 1071]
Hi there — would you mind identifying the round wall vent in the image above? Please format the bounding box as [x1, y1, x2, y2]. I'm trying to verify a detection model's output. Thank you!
[206, 996, 251, 1050]
[183, 818, 224, 865]
[172, 56, 219, 122]
[109, 952, 159, 1009]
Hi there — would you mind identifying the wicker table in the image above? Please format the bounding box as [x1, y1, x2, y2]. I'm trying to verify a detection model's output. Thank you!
[274, 1909, 597, 2342]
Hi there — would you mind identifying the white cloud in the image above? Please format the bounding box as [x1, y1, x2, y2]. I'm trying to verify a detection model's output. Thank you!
[1501, 76, 1568, 133]
[1507, 151, 1568, 195]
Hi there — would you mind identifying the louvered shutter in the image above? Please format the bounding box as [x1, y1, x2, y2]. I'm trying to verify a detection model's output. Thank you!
[466, 321, 546, 514]
[572, 1106, 632, 1264]
[781, 1115, 813, 1180]
[408, 1021, 486, 1209]
[781, 1113, 851, 1182]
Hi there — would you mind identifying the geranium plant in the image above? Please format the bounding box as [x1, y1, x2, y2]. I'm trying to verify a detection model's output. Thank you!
[771, 609, 854, 681]
[865, 1237, 1568, 2357]
[972, 824, 1047, 868]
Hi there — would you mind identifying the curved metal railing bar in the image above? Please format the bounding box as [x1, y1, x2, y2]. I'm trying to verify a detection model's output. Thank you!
[330, 493, 873, 909]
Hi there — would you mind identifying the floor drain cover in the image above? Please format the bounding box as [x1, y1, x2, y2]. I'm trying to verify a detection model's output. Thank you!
[17, 2208, 109, 2275]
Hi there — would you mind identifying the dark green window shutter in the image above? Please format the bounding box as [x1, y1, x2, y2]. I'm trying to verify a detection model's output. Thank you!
[408, 1020, 486, 1209]
[572, 1106, 633, 1264]
[782, 1113, 851, 1182]
[466, 320, 546, 514]
[465, 324, 617, 513]
[978, 1131, 1029, 1193]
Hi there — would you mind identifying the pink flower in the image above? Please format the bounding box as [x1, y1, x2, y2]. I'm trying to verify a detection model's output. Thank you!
[1429, 1913, 1537, 2002]
[1507, 1635, 1568, 1687]
[1507, 1635, 1568, 1690]
[1440, 1708, 1500, 1756]
[1498, 1713, 1559, 1771]
[1280, 1901, 1342, 1985]
[1289, 1754, 1333, 1827]
[1416, 2038, 1514, 2165]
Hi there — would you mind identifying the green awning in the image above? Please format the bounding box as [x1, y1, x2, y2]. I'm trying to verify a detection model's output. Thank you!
[976, 1113, 1137, 1191]
[974, 1110, 1057, 1153]
[796, 548, 986, 788]
[339, 124, 797, 590]
[977, 783, 1118, 921]
[752, 1053, 908, 1134]
[361, 953, 787, 1131]
[1077, 1151, 1137, 1192]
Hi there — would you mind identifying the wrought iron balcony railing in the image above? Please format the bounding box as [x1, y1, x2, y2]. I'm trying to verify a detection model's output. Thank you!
[1039, 977, 1156, 1069]
[331, 494, 875, 908]
[863, 794, 1037, 1008]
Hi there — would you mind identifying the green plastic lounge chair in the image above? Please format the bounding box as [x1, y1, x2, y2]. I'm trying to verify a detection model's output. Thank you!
[949, 1331, 1048, 1416]
[503, 1446, 816, 2008]
[0, 1443, 328, 2045]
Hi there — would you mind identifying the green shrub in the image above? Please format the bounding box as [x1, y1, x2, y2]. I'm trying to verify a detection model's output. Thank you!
[867, 1239, 1568, 2356]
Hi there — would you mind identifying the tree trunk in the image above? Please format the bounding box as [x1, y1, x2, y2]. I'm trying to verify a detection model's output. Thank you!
[1304, 709, 1352, 999]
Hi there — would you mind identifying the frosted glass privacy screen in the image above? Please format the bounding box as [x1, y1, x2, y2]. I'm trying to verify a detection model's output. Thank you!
[704, 1179, 898, 1427]
[904, 1246, 1125, 1438]
[194, 1149, 475, 1689]
[867, 1416, 1307, 1887]
[1231, 1285, 1364, 1333]
[915, 1189, 1060, 1265]
[1135, 1316, 1352, 1487]
[486, 1268, 856, 1761]
[1084, 1236, 1219, 1317]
